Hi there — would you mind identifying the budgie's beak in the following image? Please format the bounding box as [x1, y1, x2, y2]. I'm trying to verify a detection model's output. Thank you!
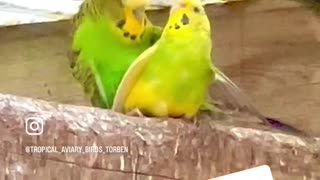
[170, 0, 201, 14]
[170, 0, 184, 15]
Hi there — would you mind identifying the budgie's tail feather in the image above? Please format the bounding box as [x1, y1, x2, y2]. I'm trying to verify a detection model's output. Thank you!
[210, 66, 305, 134]
[211, 66, 265, 120]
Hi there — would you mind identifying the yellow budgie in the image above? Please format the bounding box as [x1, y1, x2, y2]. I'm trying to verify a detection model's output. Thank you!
[112, 0, 303, 134]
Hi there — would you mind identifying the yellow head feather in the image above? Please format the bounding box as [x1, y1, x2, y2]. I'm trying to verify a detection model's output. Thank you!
[162, 0, 210, 38]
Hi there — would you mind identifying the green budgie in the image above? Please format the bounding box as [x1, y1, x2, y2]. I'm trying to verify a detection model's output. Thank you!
[112, 0, 303, 134]
[69, 0, 162, 108]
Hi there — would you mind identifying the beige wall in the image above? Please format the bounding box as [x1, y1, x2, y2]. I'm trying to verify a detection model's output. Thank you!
[209, 0, 320, 135]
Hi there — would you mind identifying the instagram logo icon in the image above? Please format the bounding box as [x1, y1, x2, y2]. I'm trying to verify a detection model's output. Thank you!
[25, 117, 44, 135]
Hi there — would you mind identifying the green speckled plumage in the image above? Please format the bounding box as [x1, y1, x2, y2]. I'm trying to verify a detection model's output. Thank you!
[69, 0, 162, 108]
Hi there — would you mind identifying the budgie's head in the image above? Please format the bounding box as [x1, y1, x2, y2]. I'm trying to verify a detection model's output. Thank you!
[117, 0, 149, 40]
[163, 0, 210, 36]
[79, 0, 149, 41]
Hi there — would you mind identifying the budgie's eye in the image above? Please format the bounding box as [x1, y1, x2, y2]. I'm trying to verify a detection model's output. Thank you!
[193, 7, 200, 13]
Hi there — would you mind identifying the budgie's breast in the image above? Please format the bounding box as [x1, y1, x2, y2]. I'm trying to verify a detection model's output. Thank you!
[125, 42, 213, 118]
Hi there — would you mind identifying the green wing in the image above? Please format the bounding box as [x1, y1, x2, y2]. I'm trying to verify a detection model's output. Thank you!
[71, 56, 107, 107]
[68, 0, 116, 108]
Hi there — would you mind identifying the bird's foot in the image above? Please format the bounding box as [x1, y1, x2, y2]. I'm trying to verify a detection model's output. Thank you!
[192, 116, 199, 125]
[200, 102, 233, 116]
[126, 108, 145, 117]
[199, 102, 215, 111]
